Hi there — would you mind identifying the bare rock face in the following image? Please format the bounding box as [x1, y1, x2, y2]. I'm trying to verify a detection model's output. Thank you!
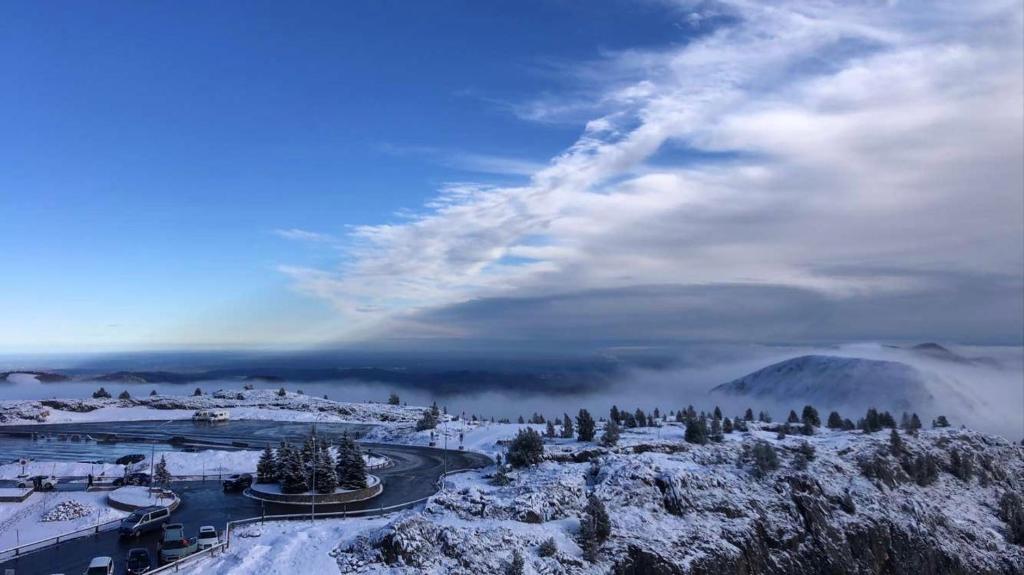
[334, 427, 1024, 575]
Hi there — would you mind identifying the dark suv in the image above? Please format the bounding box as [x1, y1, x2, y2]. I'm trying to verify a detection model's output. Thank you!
[222, 473, 253, 491]
[126, 547, 154, 574]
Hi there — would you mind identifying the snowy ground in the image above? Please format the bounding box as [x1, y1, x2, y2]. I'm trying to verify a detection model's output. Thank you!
[177, 517, 392, 575]
[0, 489, 126, 550]
[108, 486, 176, 509]
[0, 389, 425, 427]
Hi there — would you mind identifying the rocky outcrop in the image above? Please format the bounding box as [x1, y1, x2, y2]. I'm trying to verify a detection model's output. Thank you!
[334, 427, 1024, 574]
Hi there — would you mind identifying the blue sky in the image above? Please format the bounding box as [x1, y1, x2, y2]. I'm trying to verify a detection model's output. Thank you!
[0, 1, 693, 350]
[1, 1, 1021, 352]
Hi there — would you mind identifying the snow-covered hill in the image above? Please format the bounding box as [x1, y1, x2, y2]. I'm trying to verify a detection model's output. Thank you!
[709, 354, 976, 416]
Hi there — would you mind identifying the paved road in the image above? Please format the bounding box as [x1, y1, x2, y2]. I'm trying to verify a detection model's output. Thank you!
[0, 421, 489, 575]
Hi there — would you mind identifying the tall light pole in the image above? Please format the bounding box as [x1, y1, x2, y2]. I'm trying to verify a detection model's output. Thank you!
[310, 412, 326, 523]
[442, 413, 448, 491]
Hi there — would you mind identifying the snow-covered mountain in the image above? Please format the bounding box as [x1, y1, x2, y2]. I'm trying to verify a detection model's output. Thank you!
[709, 354, 970, 415]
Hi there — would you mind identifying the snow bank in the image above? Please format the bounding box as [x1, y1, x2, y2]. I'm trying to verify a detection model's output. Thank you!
[178, 517, 391, 575]
[0, 490, 127, 550]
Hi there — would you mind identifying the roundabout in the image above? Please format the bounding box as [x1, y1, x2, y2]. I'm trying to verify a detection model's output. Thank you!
[245, 475, 382, 505]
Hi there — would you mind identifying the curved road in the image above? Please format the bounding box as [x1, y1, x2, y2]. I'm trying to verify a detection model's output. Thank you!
[0, 421, 490, 575]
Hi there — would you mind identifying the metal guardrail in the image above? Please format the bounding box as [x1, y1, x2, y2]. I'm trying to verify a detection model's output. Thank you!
[0, 517, 122, 562]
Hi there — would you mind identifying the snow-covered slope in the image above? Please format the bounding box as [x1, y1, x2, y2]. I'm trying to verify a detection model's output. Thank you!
[328, 425, 1024, 574]
[710, 354, 972, 415]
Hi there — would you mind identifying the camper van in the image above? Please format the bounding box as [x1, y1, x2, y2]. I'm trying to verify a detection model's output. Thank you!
[191, 410, 229, 422]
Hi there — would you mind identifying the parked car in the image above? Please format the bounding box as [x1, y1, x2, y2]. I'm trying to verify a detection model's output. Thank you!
[222, 473, 252, 491]
[119, 506, 170, 538]
[16, 475, 58, 490]
[125, 548, 153, 574]
[196, 525, 219, 550]
[114, 472, 152, 487]
[115, 454, 146, 466]
[159, 523, 198, 564]
[84, 556, 114, 575]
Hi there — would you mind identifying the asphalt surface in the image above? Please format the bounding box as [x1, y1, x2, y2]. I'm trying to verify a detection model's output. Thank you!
[0, 420, 490, 575]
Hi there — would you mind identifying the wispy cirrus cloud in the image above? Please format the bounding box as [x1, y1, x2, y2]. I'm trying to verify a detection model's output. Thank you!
[281, 0, 1023, 346]
[273, 228, 338, 243]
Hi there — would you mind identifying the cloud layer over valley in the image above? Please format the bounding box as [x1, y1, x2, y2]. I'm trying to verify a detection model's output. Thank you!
[278, 0, 1023, 348]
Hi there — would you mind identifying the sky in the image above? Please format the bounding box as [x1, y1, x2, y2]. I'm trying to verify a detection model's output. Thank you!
[1, 0, 1021, 353]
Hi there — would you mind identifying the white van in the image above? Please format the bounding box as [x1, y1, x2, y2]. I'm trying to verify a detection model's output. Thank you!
[192, 410, 230, 422]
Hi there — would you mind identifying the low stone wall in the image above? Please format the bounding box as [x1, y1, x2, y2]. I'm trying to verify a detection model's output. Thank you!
[246, 476, 382, 505]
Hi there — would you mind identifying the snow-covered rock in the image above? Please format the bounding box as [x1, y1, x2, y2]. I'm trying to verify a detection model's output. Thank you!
[41, 500, 94, 522]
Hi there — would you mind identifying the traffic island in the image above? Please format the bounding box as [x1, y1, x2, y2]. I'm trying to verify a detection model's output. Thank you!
[245, 475, 382, 505]
[107, 486, 180, 512]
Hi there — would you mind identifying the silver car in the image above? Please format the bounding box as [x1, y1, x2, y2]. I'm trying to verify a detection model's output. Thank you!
[158, 523, 197, 564]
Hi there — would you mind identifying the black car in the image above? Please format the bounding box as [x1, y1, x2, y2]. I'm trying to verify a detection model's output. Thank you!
[126, 547, 154, 574]
[222, 473, 253, 491]
[114, 472, 152, 487]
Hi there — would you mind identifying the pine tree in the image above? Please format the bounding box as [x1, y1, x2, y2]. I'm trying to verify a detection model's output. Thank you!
[314, 447, 338, 494]
[623, 411, 637, 428]
[579, 493, 611, 561]
[93, 387, 111, 399]
[723, 417, 734, 434]
[710, 417, 724, 442]
[336, 434, 368, 490]
[933, 415, 951, 428]
[431, 401, 440, 418]
[750, 441, 779, 478]
[416, 409, 438, 431]
[118, 390, 131, 400]
[601, 419, 621, 447]
[744, 408, 754, 421]
[517, 415, 525, 424]
[545, 420, 556, 438]
[610, 406, 621, 424]
[827, 411, 843, 429]
[713, 406, 722, 420]
[909, 413, 923, 434]
[787, 410, 799, 424]
[149, 389, 157, 396]
[652, 407, 661, 421]
[560, 413, 574, 438]
[508, 428, 544, 467]
[193, 387, 203, 396]
[801, 405, 820, 427]
[801, 420, 814, 436]
[257, 444, 277, 483]
[889, 428, 905, 456]
[576, 409, 596, 442]
[280, 447, 308, 494]
[387, 392, 400, 405]
[684, 416, 709, 445]
[275, 442, 293, 483]
[634, 408, 647, 427]
[491, 463, 511, 486]
[277, 387, 287, 397]
[154, 455, 172, 486]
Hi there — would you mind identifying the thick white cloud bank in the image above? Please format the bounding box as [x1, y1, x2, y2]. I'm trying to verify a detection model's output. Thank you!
[282, 0, 1023, 346]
